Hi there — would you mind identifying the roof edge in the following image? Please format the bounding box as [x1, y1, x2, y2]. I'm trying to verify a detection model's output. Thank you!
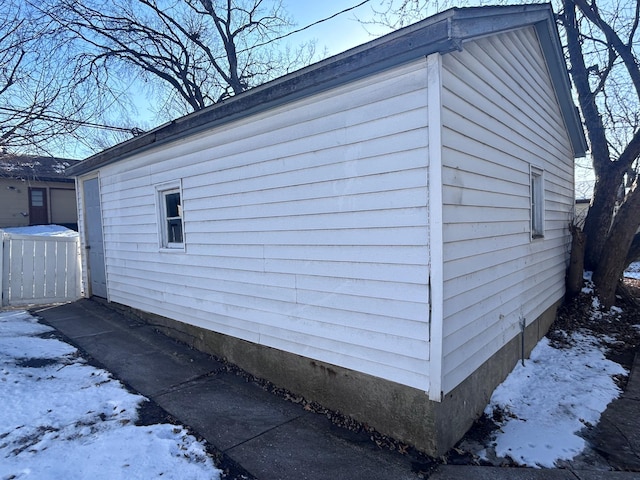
[67, 3, 586, 176]
[533, 15, 588, 157]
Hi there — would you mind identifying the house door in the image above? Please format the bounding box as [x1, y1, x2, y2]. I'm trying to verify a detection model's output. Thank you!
[29, 188, 49, 225]
[83, 178, 107, 298]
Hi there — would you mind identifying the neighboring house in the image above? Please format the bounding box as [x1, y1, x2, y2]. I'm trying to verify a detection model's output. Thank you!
[67, 4, 587, 456]
[0, 153, 80, 229]
[575, 198, 590, 227]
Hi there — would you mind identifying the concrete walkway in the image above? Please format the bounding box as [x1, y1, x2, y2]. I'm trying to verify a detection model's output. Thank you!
[32, 299, 640, 480]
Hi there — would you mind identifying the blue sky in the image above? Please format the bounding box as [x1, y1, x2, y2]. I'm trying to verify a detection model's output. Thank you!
[282, 1, 385, 56]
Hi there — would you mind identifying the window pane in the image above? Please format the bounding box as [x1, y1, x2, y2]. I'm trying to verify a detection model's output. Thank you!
[167, 218, 183, 243]
[158, 186, 184, 248]
[165, 192, 181, 218]
[31, 190, 44, 207]
[531, 171, 544, 238]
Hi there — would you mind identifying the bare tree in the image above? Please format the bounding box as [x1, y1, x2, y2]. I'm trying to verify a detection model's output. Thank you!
[39, 0, 317, 121]
[561, 0, 640, 306]
[0, 0, 72, 151]
[365, 0, 640, 307]
[1, 0, 314, 155]
[0, 0, 134, 155]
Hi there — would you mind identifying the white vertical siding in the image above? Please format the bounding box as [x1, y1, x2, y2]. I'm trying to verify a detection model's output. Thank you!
[1, 231, 82, 306]
[96, 60, 432, 390]
[440, 28, 574, 393]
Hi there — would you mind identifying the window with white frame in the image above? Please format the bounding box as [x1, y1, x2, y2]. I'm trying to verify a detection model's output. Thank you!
[157, 183, 184, 249]
[530, 166, 544, 239]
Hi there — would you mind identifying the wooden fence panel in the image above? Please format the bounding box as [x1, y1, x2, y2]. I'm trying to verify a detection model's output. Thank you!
[1, 231, 82, 306]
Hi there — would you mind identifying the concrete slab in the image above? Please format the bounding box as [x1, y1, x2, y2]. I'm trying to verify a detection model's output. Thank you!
[33, 304, 117, 339]
[34, 301, 208, 366]
[430, 466, 577, 479]
[99, 320, 225, 373]
[576, 472, 640, 480]
[226, 413, 417, 480]
[586, 351, 640, 472]
[591, 396, 640, 471]
[64, 328, 158, 359]
[124, 324, 213, 360]
[34, 300, 133, 326]
[623, 352, 640, 401]
[94, 348, 221, 397]
[35, 302, 224, 394]
[155, 374, 304, 452]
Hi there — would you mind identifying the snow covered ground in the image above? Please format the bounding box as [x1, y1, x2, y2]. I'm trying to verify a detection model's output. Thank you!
[483, 332, 626, 468]
[475, 268, 639, 469]
[476, 263, 638, 468]
[0, 310, 221, 480]
[1, 224, 78, 237]
[626, 261, 640, 280]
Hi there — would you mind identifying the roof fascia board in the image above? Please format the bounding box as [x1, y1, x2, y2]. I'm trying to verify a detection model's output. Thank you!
[533, 18, 588, 157]
[0, 175, 75, 183]
[451, 5, 549, 40]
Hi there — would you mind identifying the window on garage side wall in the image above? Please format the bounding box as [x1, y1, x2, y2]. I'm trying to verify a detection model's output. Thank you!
[156, 182, 184, 249]
[530, 166, 545, 239]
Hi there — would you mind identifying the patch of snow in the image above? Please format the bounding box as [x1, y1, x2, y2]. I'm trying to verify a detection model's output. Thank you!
[485, 333, 626, 468]
[53, 161, 71, 174]
[2, 225, 78, 237]
[0, 310, 221, 480]
[581, 271, 594, 294]
[625, 261, 640, 280]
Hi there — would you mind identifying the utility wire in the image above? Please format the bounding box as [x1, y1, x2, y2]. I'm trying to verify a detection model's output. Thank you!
[245, 0, 372, 52]
[0, 106, 142, 134]
[1, 1, 372, 135]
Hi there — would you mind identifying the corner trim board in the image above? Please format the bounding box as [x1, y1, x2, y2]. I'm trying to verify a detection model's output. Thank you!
[427, 52, 444, 402]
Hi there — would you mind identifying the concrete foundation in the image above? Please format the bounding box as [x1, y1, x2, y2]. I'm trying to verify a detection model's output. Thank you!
[103, 299, 560, 457]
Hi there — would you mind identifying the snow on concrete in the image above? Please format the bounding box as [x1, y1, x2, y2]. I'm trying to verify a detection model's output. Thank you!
[0, 310, 220, 480]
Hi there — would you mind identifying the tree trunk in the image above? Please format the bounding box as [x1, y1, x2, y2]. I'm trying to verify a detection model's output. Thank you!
[593, 184, 640, 306]
[582, 173, 621, 270]
[566, 223, 586, 300]
[562, 1, 622, 271]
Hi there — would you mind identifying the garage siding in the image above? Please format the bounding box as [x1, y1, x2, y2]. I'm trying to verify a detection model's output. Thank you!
[439, 28, 574, 393]
[95, 59, 433, 390]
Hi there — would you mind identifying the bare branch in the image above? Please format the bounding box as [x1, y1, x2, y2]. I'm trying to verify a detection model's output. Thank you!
[574, 0, 640, 102]
[35, 0, 309, 117]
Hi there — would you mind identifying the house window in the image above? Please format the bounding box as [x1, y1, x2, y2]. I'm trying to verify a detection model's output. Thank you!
[530, 167, 544, 239]
[157, 183, 184, 249]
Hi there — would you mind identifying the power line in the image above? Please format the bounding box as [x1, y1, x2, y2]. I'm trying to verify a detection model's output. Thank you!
[1, 1, 372, 137]
[0, 106, 142, 134]
[245, 0, 372, 52]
